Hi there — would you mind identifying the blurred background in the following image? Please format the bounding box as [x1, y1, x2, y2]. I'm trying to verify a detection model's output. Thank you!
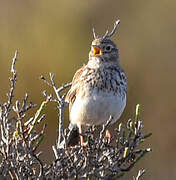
[0, 0, 176, 179]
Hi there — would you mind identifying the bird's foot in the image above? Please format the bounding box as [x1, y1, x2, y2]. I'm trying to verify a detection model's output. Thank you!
[81, 140, 88, 147]
[80, 134, 88, 147]
[105, 129, 111, 140]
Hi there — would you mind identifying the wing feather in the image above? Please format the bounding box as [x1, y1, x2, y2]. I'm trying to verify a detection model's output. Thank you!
[65, 65, 85, 112]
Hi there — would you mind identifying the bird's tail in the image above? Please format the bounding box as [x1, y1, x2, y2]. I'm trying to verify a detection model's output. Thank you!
[67, 123, 80, 146]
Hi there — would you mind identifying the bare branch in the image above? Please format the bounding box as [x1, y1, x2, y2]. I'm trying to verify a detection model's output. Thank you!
[103, 19, 120, 39]
[92, 27, 98, 39]
[11, 50, 18, 74]
[133, 169, 146, 180]
[41, 73, 71, 147]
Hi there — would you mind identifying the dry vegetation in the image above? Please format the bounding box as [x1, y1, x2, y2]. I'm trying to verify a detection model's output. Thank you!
[0, 51, 151, 179]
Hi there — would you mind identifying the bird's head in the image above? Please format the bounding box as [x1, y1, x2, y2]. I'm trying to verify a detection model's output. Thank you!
[88, 20, 120, 68]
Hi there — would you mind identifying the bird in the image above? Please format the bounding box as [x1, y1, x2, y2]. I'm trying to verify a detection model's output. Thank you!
[65, 20, 127, 146]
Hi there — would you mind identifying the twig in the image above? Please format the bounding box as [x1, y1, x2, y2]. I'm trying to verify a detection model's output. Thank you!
[41, 73, 71, 148]
[103, 20, 120, 39]
[99, 115, 113, 143]
[133, 169, 146, 180]
[3, 50, 18, 151]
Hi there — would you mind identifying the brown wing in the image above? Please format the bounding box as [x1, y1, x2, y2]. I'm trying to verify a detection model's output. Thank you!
[65, 65, 85, 112]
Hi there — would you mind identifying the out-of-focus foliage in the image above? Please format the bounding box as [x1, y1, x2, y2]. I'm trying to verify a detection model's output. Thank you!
[0, 0, 176, 179]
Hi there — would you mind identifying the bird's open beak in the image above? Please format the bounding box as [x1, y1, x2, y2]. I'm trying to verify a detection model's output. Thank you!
[91, 46, 103, 57]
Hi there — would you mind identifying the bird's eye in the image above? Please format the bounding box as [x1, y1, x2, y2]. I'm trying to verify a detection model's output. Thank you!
[105, 45, 112, 51]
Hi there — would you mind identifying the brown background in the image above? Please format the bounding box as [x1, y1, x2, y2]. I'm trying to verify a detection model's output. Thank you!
[0, 0, 176, 179]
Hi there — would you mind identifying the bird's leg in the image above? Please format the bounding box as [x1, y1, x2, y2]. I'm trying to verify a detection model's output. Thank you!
[78, 124, 88, 147]
[105, 129, 111, 140]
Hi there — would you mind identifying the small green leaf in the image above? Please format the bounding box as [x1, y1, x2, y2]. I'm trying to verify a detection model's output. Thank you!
[144, 132, 152, 139]
[123, 147, 129, 158]
[28, 100, 48, 135]
[135, 104, 140, 122]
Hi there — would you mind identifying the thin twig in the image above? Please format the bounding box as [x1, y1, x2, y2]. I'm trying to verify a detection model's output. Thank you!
[41, 73, 71, 148]
[103, 20, 120, 39]
[133, 169, 146, 180]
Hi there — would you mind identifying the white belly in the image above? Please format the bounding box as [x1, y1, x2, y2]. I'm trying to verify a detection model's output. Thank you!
[70, 90, 126, 126]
